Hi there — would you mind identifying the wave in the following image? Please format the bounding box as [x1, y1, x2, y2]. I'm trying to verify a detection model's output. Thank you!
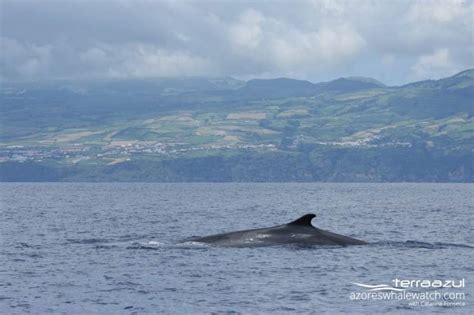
[371, 240, 474, 249]
[64, 237, 474, 251]
[126, 241, 169, 250]
[66, 238, 110, 244]
[175, 241, 211, 248]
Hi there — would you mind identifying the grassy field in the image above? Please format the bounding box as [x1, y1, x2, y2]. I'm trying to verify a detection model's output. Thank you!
[1, 70, 472, 181]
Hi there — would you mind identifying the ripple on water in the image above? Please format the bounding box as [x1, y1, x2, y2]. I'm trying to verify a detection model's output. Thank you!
[1, 183, 473, 314]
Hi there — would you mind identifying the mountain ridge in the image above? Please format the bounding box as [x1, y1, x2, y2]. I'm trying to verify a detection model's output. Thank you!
[1, 69, 472, 182]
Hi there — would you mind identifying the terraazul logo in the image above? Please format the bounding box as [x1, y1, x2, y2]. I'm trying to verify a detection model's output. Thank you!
[349, 278, 466, 308]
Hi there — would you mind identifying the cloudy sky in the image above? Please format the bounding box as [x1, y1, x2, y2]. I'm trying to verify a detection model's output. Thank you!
[1, 0, 473, 85]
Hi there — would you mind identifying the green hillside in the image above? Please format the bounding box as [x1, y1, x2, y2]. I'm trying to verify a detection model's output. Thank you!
[1, 70, 473, 182]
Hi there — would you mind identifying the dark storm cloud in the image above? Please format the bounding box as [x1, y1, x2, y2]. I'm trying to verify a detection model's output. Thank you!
[1, 0, 473, 84]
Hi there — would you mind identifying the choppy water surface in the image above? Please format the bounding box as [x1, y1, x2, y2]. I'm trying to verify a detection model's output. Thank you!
[1, 183, 473, 314]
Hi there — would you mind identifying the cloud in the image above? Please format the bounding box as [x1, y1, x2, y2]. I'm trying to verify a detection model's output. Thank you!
[227, 9, 366, 78]
[411, 48, 458, 80]
[230, 9, 265, 50]
[1, 0, 473, 84]
[103, 44, 214, 79]
[1, 38, 53, 80]
[408, 0, 467, 23]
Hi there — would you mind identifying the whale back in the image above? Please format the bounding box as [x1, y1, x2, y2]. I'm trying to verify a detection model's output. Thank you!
[182, 213, 367, 247]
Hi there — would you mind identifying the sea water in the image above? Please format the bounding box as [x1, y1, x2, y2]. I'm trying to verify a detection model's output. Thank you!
[1, 183, 473, 314]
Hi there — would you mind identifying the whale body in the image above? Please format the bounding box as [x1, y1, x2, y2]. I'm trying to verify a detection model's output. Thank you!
[184, 213, 367, 247]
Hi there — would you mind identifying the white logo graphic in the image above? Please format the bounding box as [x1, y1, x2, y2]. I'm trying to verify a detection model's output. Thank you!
[349, 278, 466, 307]
[351, 282, 406, 292]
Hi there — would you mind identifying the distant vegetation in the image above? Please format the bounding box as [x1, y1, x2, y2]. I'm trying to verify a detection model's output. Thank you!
[1, 70, 473, 182]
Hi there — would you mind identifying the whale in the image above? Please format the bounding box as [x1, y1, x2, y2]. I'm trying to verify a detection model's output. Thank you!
[183, 213, 367, 247]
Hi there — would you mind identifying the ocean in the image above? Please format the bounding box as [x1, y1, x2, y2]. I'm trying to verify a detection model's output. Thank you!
[1, 183, 473, 314]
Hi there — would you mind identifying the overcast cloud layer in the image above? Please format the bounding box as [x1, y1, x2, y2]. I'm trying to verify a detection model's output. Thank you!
[1, 0, 473, 85]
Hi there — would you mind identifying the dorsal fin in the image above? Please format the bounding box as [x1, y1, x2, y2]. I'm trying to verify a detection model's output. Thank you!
[287, 213, 316, 226]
